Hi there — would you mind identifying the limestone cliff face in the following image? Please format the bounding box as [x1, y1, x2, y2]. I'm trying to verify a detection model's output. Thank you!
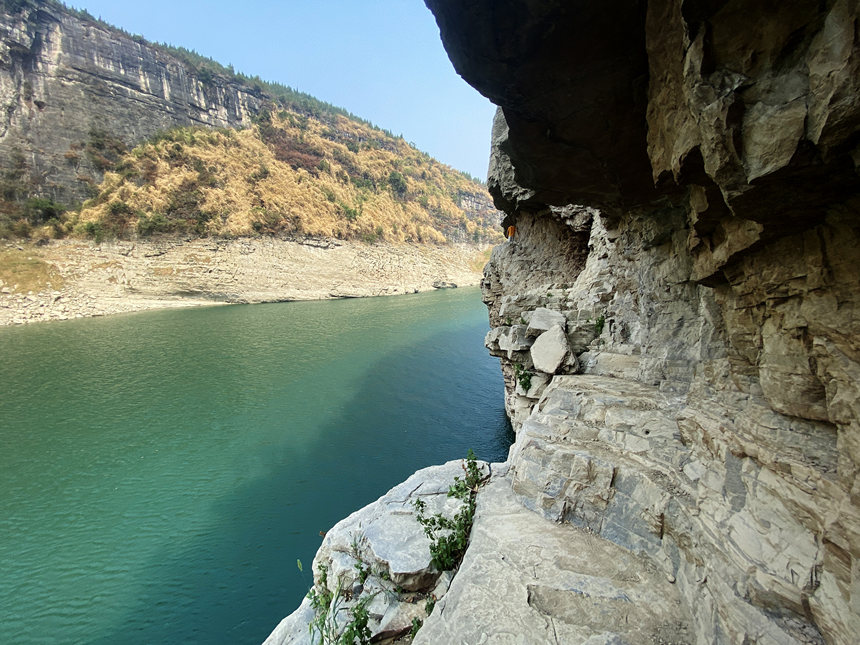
[0, 1, 263, 204]
[428, 1, 859, 643]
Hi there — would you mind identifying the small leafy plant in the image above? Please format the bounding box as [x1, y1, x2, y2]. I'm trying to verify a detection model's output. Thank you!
[409, 617, 423, 638]
[513, 363, 532, 392]
[350, 535, 370, 584]
[594, 314, 605, 336]
[412, 450, 486, 572]
[306, 562, 373, 645]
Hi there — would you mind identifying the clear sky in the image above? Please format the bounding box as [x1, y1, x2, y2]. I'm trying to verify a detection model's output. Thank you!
[65, 0, 497, 180]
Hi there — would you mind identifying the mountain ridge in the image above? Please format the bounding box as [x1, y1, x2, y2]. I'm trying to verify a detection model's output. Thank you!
[0, 0, 499, 244]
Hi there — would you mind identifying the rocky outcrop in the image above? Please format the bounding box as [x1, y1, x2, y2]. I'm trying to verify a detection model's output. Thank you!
[421, 1, 860, 643]
[414, 473, 693, 644]
[0, 1, 263, 204]
[265, 2, 857, 643]
[265, 461, 488, 645]
[481, 207, 856, 642]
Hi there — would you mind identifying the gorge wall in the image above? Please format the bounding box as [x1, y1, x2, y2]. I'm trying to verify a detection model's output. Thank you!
[425, 1, 858, 643]
[0, 0, 263, 205]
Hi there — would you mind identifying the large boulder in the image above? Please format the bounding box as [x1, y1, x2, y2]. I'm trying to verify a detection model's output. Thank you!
[529, 325, 570, 374]
[525, 307, 567, 337]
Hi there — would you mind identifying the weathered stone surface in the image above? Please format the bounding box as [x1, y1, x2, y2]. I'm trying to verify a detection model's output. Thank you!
[425, 0, 657, 213]
[514, 371, 549, 400]
[422, 1, 860, 641]
[486, 108, 536, 213]
[316, 461, 469, 593]
[263, 598, 315, 645]
[529, 325, 569, 374]
[427, 1, 860, 237]
[525, 306, 566, 337]
[375, 601, 426, 641]
[264, 459, 489, 645]
[415, 476, 692, 644]
[476, 201, 857, 643]
[485, 323, 532, 359]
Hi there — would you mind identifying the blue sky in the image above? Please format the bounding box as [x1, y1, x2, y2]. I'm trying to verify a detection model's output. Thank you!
[66, 0, 497, 180]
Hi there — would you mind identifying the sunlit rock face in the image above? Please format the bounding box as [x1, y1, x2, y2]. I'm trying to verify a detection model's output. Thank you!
[0, 3, 263, 204]
[427, 1, 859, 643]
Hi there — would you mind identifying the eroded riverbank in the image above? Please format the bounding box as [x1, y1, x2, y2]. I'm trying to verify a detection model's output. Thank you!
[0, 237, 489, 325]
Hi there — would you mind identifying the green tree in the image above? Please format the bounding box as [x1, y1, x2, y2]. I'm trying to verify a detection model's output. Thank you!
[388, 171, 407, 198]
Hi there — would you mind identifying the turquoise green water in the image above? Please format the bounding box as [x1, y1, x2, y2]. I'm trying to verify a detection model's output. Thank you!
[0, 287, 511, 644]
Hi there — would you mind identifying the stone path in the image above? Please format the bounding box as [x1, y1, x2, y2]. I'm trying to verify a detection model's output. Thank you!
[415, 474, 692, 644]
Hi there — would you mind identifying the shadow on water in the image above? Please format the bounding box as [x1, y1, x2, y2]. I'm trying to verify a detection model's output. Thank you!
[92, 320, 514, 645]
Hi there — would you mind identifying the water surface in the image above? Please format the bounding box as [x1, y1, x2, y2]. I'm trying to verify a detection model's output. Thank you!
[0, 288, 511, 644]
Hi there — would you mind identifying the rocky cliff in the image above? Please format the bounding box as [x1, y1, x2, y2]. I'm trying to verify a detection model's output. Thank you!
[0, 0, 263, 205]
[425, 0, 859, 643]
[267, 2, 858, 644]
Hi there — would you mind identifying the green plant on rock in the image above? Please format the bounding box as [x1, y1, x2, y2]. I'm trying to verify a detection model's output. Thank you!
[353, 561, 370, 584]
[409, 617, 423, 638]
[594, 314, 605, 336]
[306, 562, 373, 645]
[412, 450, 486, 572]
[338, 594, 372, 645]
[513, 363, 532, 392]
[350, 535, 370, 584]
[307, 564, 334, 630]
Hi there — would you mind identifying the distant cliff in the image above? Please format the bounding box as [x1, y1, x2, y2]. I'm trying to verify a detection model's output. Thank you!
[0, 0, 500, 247]
[0, 0, 265, 206]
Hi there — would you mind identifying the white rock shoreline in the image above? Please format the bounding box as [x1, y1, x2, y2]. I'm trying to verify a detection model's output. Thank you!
[0, 237, 488, 326]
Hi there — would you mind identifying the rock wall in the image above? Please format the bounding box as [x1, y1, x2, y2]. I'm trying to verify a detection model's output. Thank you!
[426, 1, 859, 643]
[0, 1, 263, 204]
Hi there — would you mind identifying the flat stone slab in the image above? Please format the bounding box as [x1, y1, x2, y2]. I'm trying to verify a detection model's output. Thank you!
[414, 476, 692, 644]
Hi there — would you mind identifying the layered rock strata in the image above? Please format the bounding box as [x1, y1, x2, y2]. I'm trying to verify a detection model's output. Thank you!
[480, 207, 856, 643]
[424, 0, 860, 643]
[268, 2, 858, 642]
[1, 1, 262, 204]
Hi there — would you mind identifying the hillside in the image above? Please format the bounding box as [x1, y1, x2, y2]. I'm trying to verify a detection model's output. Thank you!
[71, 110, 501, 245]
[0, 0, 501, 245]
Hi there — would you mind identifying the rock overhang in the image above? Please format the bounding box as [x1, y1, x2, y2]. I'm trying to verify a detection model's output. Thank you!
[425, 0, 860, 276]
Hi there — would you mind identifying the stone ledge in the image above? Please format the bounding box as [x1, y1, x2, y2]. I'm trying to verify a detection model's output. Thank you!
[415, 476, 692, 644]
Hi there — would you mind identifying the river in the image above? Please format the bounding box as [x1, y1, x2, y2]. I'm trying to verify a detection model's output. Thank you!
[0, 287, 511, 644]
